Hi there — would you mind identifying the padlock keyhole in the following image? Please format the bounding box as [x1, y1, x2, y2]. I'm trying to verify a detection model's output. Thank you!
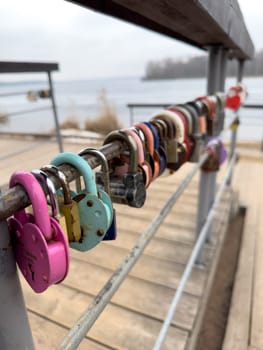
[28, 263, 35, 281]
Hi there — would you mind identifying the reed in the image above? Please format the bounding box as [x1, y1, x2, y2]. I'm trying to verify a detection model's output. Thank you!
[84, 90, 122, 135]
[0, 112, 9, 124]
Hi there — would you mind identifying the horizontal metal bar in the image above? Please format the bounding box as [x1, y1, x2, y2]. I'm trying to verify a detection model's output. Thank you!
[6, 106, 52, 118]
[243, 104, 263, 109]
[0, 141, 124, 221]
[152, 152, 237, 350]
[58, 152, 209, 350]
[0, 61, 58, 73]
[0, 91, 33, 98]
[127, 103, 263, 110]
[127, 103, 172, 109]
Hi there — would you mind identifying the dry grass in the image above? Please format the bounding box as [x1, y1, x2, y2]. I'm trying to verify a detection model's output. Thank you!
[60, 116, 80, 129]
[0, 112, 9, 124]
[84, 90, 122, 135]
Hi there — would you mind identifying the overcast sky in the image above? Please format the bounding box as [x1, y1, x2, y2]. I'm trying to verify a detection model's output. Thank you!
[0, 0, 262, 80]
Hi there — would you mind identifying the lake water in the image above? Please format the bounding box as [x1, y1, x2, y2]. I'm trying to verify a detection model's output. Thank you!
[0, 76, 262, 141]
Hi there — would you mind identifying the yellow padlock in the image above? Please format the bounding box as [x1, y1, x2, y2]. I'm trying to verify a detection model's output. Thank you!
[229, 117, 240, 132]
[42, 165, 81, 243]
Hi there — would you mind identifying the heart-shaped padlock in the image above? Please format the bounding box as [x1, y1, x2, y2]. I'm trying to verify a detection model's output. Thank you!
[202, 137, 227, 172]
[8, 170, 69, 293]
[51, 152, 111, 251]
[79, 148, 116, 241]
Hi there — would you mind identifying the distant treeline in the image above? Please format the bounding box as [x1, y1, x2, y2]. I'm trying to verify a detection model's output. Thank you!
[143, 50, 263, 80]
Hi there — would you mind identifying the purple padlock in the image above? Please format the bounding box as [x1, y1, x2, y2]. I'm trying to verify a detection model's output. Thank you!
[202, 137, 227, 172]
[8, 170, 69, 293]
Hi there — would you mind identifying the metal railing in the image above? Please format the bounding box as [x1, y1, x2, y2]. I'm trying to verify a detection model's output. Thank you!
[0, 62, 63, 152]
[0, 56, 244, 350]
[0, 104, 238, 350]
[153, 153, 236, 350]
[58, 152, 210, 350]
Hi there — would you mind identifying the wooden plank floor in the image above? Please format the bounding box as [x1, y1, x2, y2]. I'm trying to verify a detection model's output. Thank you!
[0, 136, 234, 350]
[223, 151, 263, 350]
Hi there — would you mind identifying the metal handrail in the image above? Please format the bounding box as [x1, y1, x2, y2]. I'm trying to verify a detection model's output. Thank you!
[0, 87, 240, 350]
[0, 141, 124, 221]
[58, 152, 209, 350]
[0, 89, 50, 98]
[152, 152, 237, 350]
[2, 106, 52, 118]
[127, 103, 262, 109]
[0, 66, 63, 152]
[0, 91, 35, 98]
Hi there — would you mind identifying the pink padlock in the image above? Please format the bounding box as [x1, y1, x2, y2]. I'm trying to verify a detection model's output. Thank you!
[124, 128, 153, 188]
[8, 170, 69, 293]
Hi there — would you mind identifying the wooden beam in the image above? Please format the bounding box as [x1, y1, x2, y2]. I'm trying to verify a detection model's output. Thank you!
[67, 0, 254, 59]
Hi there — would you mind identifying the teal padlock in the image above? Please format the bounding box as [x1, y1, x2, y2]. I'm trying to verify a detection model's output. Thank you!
[50, 152, 111, 251]
[79, 147, 115, 240]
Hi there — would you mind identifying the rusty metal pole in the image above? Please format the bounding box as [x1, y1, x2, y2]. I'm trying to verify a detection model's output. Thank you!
[0, 218, 35, 350]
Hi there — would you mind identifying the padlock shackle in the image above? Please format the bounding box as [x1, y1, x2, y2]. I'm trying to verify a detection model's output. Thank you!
[134, 123, 154, 155]
[183, 103, 200, 135]
[150, 119, 165, 140]
[165, 109, 185, 143]
[9, 170, 52, 241]
[124, 129, 153, 187]
[173, 105, 193, 135]
[41, 165, 72, 205]
[196, 96, 216, 119]
[151, 114, 176, 139]
[31, 169, 59, 219]
[123, 129, 145, 165]
[79, 148, 111, 196]
[215, 92, 225, 111]
[103, 130, 138, 174]
[142, 122, 160, 149]
[171, 108, 189, 137]
[50, 152, 97, 195]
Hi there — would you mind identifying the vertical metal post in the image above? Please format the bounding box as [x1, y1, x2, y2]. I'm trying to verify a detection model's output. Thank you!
[129, 106, 134, 126]
[237, 59, 245, 83]
[217, 48, 228, 133]
[0, 219, 35, 350]
[229, 60, 245, 159]
[228, 59, 244, 183]
[47, 72, 64, 153]
[195, 46, 227, 263]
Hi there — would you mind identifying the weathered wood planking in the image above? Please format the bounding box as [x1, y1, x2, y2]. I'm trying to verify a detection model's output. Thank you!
[0, 137, 237, 349]
[23, 282, 189, 350]
[249, 167, 263, 349]
[222, 161, 263, 350]
[68, 0, 254, 59]
[70, 246, 207, 296]
[28, 312, 109, 350]
[0, 139, 91, 188]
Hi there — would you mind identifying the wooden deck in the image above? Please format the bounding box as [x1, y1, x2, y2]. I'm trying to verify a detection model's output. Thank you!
[0, 135, 260, 350]
[223, 149, 263, 350]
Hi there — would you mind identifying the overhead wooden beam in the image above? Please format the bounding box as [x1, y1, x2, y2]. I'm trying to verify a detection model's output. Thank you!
[0, 62, 59, 74]
[67, 0, 254, 60]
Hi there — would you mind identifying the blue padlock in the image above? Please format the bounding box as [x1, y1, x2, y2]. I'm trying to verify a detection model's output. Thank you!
[50, 152, 112, 251]
[79, 148, 117, 241]
[147, 122, 167, 176]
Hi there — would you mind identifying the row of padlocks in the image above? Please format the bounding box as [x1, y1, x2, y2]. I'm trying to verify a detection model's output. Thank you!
[6, 84, 246, 293]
